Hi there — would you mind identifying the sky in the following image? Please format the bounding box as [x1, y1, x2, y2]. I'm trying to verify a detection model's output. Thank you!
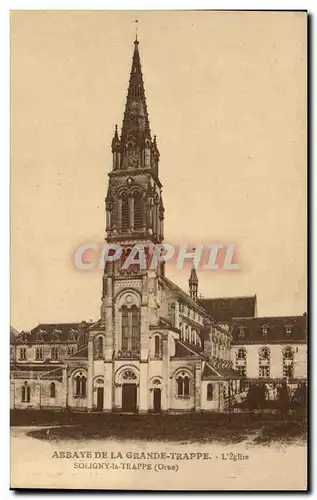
[11, 11, 307, 330]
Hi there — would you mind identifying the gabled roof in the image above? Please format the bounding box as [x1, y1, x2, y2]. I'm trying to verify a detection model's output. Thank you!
[16, 322, 89, 344]
[69, 346, 88, 359]
[231, 315, 307, 344]
[10, 326, 19, 343]
[202, 363, 242, 380]
[172, 339, 204, 358]
[149, 317, 180, 334]
[199, 295, 257, 322]
[161, 276, 206, 314]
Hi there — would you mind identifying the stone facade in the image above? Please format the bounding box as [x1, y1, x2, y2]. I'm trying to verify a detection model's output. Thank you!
[10, 38, 307, 414]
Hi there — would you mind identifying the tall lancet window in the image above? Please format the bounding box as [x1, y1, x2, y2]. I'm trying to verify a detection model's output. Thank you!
[121, 306, 129, 351]
[131, 306, 140, 351]
[121, 305, 140, 353]
[121, 195, 129, 230]
[133, 194, 142, 230]
[144, 144, 151, 167]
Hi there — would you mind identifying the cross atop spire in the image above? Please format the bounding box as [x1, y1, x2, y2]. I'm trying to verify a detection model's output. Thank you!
[134, 19, 138, 42]
[121, 37, 151, 143]
[106, 37, 164, 245]
[110, 38, 159, 172]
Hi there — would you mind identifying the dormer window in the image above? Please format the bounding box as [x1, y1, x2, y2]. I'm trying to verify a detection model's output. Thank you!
[20, 331, 29, 343]
[37, 329, 46, 342]
[238, 325, 245, 339]
[52, 329, 62, 342]
[285, 325, 292, 335]
[261, 325, 269, 336]
[68, 328, 78, 341]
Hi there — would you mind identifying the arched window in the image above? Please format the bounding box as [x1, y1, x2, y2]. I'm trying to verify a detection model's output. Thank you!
[95, 336, 104, 359]
[121, 195, 129, 230]
[131, 306, 140, 351]
[22, 382, 30, 403]
[283, 347, 294, 379]
[236, 348, 247, 377]
[237, 348, 246, 359]
[154, 335, 160, 357]
[122, 370, 137, 381]
[35, 348, 43, 361]
[51, 347, 58, 360]
[192, 330, 197, 345]
[133, 194, 142, 230]
[259, 347, 270, 378]
[144, 142, 151, 167]
[67, 346, 74, 357]
[207, 383, 213, 401]
[261, 325, 269, 336]
[177, 377, 183, 396]
[238, 325, 246, 339]
[121, 306, 129, 351]
[184, 376, 190, 396]
[185, 325, 189, 342]
[50, 382, 56, 398]
[176, 372, 191, 398]
[74, 373, 87, 398]
[121, 305, 140, 353]
[82, 377, 87, 397]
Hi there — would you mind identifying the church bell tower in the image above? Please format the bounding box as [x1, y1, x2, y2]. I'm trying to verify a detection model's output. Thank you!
[105, 39, 164, 249]
[102, 38, 165, 304]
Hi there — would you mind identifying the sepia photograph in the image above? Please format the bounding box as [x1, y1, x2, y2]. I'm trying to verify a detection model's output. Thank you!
[10, 10, 307, 491]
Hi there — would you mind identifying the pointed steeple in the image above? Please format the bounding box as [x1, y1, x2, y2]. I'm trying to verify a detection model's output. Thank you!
[106, 37, 164, 247]
[121, 39, 151, 142]
[189, 266, 199, 301]
[111, 39, 159, 173]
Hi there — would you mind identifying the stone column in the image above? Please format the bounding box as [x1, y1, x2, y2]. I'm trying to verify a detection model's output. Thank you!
[218, 382, 224, 411]
[139, 361, 148, 413]
[105, 277, 113, 358]
[62, 366, 68, 409]
[87, 338, 94, 411]
[195, 362, 202, 412]
[174, 301, 180, 329]
[162, 336, 170, 411]
[103, 361, 113, 412]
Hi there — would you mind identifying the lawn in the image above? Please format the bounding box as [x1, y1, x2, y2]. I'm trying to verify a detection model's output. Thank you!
[10, 410, 307, 445]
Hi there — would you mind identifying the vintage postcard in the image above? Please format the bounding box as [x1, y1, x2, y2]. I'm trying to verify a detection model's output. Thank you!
[10, 10, 307, 491]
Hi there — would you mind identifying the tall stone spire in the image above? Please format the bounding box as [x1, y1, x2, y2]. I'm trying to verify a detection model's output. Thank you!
[106, 38, 164, 248]
[189, 267, 199, 301]
[111, 39, 160, 173]
[121, 39, 151, 141]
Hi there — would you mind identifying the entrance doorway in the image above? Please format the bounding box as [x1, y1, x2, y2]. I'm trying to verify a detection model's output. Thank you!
[122, 384, 137, 412]
[153, 388, 161, 412]
[97, 387, 104, 411]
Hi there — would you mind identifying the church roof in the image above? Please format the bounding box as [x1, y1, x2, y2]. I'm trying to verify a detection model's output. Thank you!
[149, 317, 180, 334]
[202, 363, 242, 380]
[15, 322, 89, 344]
[11, 363, 64, 372]
[172, 339, 204, 358]
[69, 346, 88, 359]
[231, 315, 307, 344]
[199, 295, 257, 321]
[10, 326, 19, 343]
[161, 276, 206, 315]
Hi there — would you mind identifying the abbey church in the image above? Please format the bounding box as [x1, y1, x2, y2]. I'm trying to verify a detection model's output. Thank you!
[10, 39, 307, 414]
